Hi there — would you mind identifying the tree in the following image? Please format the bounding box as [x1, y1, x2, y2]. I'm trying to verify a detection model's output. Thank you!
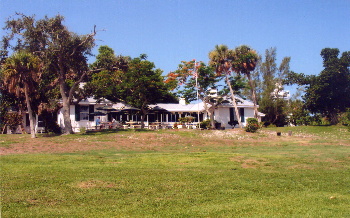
[2, 14, 97, 134]
[1, 51, 41, 138]
[209, 45, 243, 128]
[232, 45, 259, 119]
[88, 46, 130, 102]
[119, 55, 174, 128]
[286, 48, 350, 124]
[259, 48, 291, 126]
[166, 60, 220, 128]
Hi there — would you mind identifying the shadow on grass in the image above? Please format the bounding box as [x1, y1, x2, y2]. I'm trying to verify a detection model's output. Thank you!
[83, 128, 152, 135]
[39, 128, 152, 137]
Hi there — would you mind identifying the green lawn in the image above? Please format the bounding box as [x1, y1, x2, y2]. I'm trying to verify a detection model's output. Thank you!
[1, 126, 350, 217]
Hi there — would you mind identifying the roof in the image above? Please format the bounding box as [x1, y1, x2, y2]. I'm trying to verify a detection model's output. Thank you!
[75, 96, 257, 112]
[152, 102, 205, 112]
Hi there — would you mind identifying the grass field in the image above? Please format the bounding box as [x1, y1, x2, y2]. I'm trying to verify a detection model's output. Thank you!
[1, 126, 350, 217]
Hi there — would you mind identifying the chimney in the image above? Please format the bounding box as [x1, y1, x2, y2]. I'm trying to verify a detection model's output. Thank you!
[179, 98, 186, 105]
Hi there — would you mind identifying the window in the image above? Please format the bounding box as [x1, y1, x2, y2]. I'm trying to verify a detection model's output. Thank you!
[240, 108, 245, 123]
[80, 106, 89, 121]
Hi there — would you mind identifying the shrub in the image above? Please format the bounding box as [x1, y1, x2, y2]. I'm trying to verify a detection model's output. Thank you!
[200, 119, 211, 129]
[245, 118, 260, 133]
[79, 127, 86, 134]
[340, 108, 350, 131]
[178, 116, 195, 124]
[4, 113, 22, 133]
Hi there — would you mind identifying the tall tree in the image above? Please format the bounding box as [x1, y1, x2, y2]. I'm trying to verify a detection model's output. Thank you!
[286, 48, 350, 124]
[1, 51, 41, 138]
[88, 45, 130, 102]
[2, 14, 96, 134]
[259, 48, 291, 126]
[119, 55, 175, 128]
[209, 45, 243, 127]
[166, 60, 219, 128]
[232, 45, 259, 119]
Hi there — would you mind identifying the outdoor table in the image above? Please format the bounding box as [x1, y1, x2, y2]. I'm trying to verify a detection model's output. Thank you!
[131, 125, 142, 129]
[149, 122, 161, 130]
[101, 122, 112, 129]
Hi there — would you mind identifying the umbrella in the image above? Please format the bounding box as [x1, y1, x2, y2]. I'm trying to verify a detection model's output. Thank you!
[120, 106, 141, 121]
[150, 105, 168, 112]
[150, 106, 168, 122]
[96, 105, 120, 112]
[120, 105, 140, 113]
[89, 111, 107, 116]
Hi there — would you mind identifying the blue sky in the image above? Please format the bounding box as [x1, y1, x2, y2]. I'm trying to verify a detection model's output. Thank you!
[1, 0, 349, 95]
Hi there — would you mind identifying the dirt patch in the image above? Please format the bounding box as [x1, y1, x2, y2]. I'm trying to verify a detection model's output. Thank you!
[1, 129, 349, 155]
[76, 180, 116, 189]
[287, 164, 314, 170]
[230, 156, 268, 168]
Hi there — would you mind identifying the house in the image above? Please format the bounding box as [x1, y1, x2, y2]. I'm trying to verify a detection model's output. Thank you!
[57, 96, 263, 132]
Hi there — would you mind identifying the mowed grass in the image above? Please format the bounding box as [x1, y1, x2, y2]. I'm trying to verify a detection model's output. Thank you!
[1, 126, 350, 217]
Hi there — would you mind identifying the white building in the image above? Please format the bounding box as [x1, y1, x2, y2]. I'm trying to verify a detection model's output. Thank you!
[57, 97, 262, 132]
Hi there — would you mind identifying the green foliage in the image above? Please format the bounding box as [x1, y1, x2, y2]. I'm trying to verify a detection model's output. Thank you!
[3, 112, 22, 132]
[258, 48, 291, 126]
[340, 108, 350, 131]
[286, 48, 350, 124]
[120, 55, 171, 108]
[245, 118, 260, 133]
[178, 116, 194, 124]
[2, 13, 97, 134]
[288, 99, 308, 126]
[199, 119, 212, 129]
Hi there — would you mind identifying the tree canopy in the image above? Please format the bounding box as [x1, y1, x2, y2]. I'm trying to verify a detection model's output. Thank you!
[286, 48, 350, 124]
[2, 13, 97, 134]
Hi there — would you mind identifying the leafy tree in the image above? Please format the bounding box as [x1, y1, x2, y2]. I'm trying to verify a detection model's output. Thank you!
[286, 48, 350, 124]
[232, 45, 259, 119]
[88, 46, 130, 102]
[259, 48, 291, 126]
[209, 45, 243, 128]
[166, 60, 219, 128]
[167, 59, 246, 129]
[119, 55, 175, 128]
[2, 14, 96, 134]
[1, 51, 41, 138]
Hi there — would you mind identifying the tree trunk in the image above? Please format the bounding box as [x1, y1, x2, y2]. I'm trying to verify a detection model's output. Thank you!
[59, 78, 74, 134]
[209, 107, 216, 129]
[58, 55, 74, 134]
[24, 83, 36, 138]
[61, 98, 74, 134]
[202, 97, 216, 129]
[226, 74, 243, 128]
[247, 74, 260, 121]
[140, 108, 147, 129]
[329, 111, 339, 125]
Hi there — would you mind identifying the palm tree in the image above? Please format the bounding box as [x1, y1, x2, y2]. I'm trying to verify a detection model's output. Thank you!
[2, 51, 41, 138]
[232, 45, 259, 120]
[209, 45, 243, 128]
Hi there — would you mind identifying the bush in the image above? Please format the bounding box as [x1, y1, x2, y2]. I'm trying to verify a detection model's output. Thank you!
[79, 127, 87, 134]
[340, 108, 350, 131]
[4, 113, 22, 133]
[178, 116, 194, 124]
[245, 118, 261, 133]
[200, 119, 211, 129]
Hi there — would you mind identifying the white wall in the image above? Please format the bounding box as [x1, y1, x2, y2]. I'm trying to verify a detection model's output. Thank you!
[214, 107, 255, 129]
[58, 105, 99, 132]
